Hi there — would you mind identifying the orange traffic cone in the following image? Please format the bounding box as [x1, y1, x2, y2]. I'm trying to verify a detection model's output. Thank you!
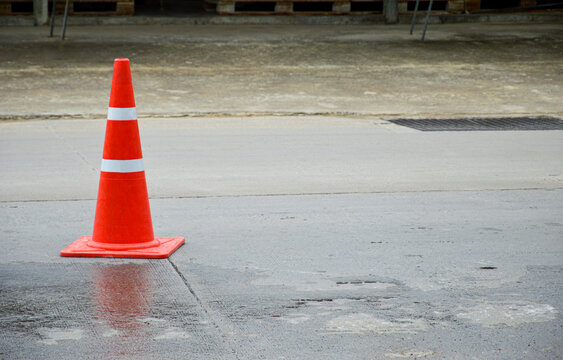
[61, 58, 185, 258]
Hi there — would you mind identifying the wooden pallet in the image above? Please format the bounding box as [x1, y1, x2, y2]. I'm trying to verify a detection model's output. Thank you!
[206, 0, 543, 15]
[205, 0, 484, 15]
[460, 1, 540, 12]
[0, 0, 134, 15]
[211, 0, 373, 15]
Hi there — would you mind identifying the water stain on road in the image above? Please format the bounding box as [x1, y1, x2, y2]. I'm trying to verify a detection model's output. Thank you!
[323, 313, 429, 334]
[456, 301, 558, 328]
[37, 328, 84, 345]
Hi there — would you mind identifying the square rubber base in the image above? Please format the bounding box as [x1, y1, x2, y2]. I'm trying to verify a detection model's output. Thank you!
[60, 236, 185, 259]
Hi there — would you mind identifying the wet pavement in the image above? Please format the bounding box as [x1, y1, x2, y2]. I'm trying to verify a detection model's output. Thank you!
[1, 191, 562, 359]
[1, 117, 563, 359]
[1, 23, 563, 359]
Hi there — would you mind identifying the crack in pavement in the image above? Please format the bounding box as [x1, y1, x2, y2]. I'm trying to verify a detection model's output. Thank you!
[45, 123, 98, 174]
[2, 187, 562, 203]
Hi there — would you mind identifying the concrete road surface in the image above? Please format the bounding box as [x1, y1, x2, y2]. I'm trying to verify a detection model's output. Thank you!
[1, 23, 562, 359]
[1, 116, 562, 359]
[1, 117, 563, 201]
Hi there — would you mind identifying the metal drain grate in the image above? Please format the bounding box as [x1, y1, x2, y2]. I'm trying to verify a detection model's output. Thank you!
[389, 117, 563, 132]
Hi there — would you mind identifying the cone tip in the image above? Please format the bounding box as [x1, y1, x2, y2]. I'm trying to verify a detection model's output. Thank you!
[113, 59, 131, 71]
[110, 58, 135, 107]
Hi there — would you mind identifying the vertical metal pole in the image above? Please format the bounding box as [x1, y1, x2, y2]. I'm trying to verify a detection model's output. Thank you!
[49, 0, 56, 37]
[410, 0, 420, 35]
[61, 0, 69, 40]
[421, 0, 433, 41]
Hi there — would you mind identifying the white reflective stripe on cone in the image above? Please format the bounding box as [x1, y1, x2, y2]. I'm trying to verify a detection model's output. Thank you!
[107, 107, 137, 121]
[101, 159, 144, 173]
